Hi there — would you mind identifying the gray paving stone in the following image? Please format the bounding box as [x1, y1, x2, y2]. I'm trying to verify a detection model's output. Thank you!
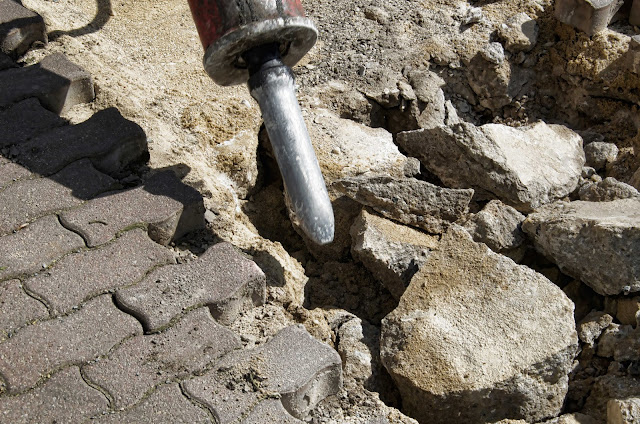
[116, 242, 265, 332]
[0, 98, 67, 148]
[184, 325, 342, 421]
[241, 400, 304, 424]
[0, 53, 92, 113]
[24, 229, 175, 316]
[61, 170, 204, 247]
[14, 107, 147, 176]
[0, 52, 16, 70]
[0, 215, 85, 281]
[0, 366, 108, 423]
[91, 383, 210, 423]
[83, 307, 241, 409]
[0, 279, 47, 337]
[0, 294, 141, 394]
[0, 159, 117, 235]
[0, 0, 46, 58]
[0, 161, 30, 190]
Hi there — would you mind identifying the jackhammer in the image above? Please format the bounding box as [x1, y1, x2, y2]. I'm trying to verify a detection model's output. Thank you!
[186, 0, 335, 245]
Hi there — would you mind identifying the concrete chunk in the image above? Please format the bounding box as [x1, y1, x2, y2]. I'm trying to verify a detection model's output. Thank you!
[184, 325, 342, 421]
[555, 0, 624, 35]
[0, 98, 66, 148]
[83, 307, 241, 408]
[0, 159, 117, 235]
[24, 229, 175, 316]
[0, 215, 85, 281]
[116, 242, 265, 332]
[0, 0, 46, 58]
[0, 279, 48, 337]
[14, 107, 147, 176]
[0, 53, 93, 113]
[0, 294, 141, 393]
[61, 171, 204, 247]
[607, 398, 640, 424]
[0, 366, 108, 423]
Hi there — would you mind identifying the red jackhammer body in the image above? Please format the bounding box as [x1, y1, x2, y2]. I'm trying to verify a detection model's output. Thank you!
[187, 0, 334, 245]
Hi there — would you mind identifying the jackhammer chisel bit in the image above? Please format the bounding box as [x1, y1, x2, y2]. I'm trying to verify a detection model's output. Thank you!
[187, 0, 335, 245]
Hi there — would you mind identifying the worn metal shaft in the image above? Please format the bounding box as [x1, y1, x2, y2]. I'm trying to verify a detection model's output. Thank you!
[245, 44, 334, 244]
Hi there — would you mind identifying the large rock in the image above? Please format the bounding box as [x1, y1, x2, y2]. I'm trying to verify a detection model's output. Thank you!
[333, 175, 474, 233]
[350, 209, 439, 299]
[578, 177, 639, 202]
[522, 199, 640, 295]
[380, 226, 578, 424]
[397, 121, 585, 212]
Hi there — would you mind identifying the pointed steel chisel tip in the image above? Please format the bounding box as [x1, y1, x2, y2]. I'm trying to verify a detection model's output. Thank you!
[244, 43, 335, 245]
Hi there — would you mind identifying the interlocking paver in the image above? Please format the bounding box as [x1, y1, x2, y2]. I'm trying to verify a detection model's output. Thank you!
[61, 170, 205, 247]
[0, 161, 30, 190]
[0, 366, 108, 423]
[183, 325, 342, 422]
[91, 383, 211, 423]
[0, 159, 117, 235]
[241, 400, 303, 423]
[0, 98, 66, 148]
[24, 229, 175, 316]
[84, 307, 241, 408]
[0, 279, 48, 337]
[0, 294, 141, 394]
[0, 52, 92, 113]
[116, 242, 265, 332]
[14, 107, 147, 176]
[0, 0, 46, 58]
[0, 215, 85, 281]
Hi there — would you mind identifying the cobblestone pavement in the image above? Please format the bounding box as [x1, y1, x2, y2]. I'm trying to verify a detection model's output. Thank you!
[0, 2, 343, 422]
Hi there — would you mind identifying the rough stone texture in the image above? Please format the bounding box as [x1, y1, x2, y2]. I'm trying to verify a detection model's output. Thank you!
[498, 13, 539, 52]
[380, 226, 578, 424]
[0, 215, 85, 281]
[543, 413, 599, 424]
[350, 209, 439, 299]
[0, 161, 30, 190]
[577, 311, 613, 345]
[0, 159, 117, 235]
[0, 294, 141, 394]
[597, 324, 639, 361]
[463, 200, 526, 260]
[0, 279, 48, 337]
[578, 177, 639, 202]
[555, 0, 624, 35]
[584, 376, 640, 421]
[14, 107, 147, 176]
[522, 199, 640, 295]
[116, 242, 265, 332]
[0, 53, 93, 113]
[607, 398, 640, 424]
[61, 170, 204, 247]
[397, 122, 585, 212]
[584, 141, 619, 171]
[84, 307, 241, 408]
[333, 175, 474, 233]
[0, 0, 46, 58]
[615, 296, 640, 326]
[184, 325, 342, 421]
[306, 108, 409, 184]
[93, 383, 210, 423]
[0, 98, 66, 148]
[0, 366, 108, 423]
[24, 229, 175, 316]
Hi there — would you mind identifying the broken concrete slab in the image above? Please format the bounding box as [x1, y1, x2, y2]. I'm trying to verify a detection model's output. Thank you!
[583, 375, 640, 421]
[60, 170, 204, 247]
[0, 215, 85, 281]
[83, 307, 241, 409]
[597, 324, 639, 361]
[0, 98, 66, 148]
[116, 242, 265, 332]
[0, 159, 118, 235]
[607, 397, 640, 424]
[380, 226, 578, 424]
[522, 199, 640, 295]
[498, 13, 539, 52]
[555, 0, 625, 36]
[14, 107, 147, 177]
[24, 229, 175, 316]
[333, 175, 474, 233]
[350, 209, 438, 299]
[397, 121, 585, 212]
[0, 294, 141, 394]
[0, 279, 48, 338]
[183, 325, 342, 421]
[0, 53, 93, 113]
[578, 177, 639, 202]
[0, 366, 107, 423]
[0, 0, 46, 58]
